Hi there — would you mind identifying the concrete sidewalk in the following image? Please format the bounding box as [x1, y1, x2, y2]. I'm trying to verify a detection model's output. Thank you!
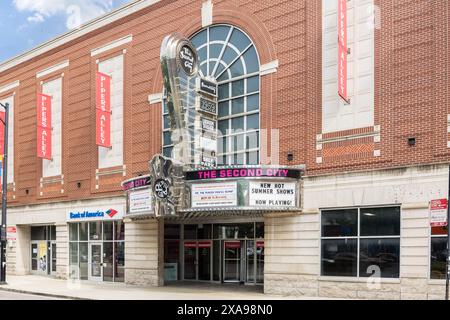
[0, 275, 325, 300]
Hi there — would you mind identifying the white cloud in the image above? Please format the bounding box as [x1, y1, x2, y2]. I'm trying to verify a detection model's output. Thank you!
[13, 0, 114, 28]
[27, 13, 44, 23]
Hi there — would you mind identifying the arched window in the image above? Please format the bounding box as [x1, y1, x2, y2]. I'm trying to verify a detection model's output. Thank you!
[162, 24, 260, 165]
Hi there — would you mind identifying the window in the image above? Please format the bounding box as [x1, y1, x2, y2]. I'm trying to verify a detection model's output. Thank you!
[98, 54, 124, 169]
[321, 207, 400, 278]
[431, 226, 447, 279]
[42, 78, 62, 177]
[68, 221, 125, 282]
[162, 24, 260, 165]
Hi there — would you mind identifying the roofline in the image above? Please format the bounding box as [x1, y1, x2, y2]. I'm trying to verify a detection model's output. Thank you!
[0, 0, 161, 74]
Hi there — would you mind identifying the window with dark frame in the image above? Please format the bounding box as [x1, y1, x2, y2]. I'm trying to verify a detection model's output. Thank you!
[430, 225, 448, 279]
[321, 207, 400, 278]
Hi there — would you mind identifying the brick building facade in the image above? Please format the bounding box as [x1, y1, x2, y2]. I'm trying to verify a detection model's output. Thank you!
[0, 0, 449, 299]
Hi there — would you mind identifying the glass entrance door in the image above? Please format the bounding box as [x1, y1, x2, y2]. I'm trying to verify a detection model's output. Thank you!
[223, 241, 241, 282]
[256, 241, 264, 284]
[184, 241, 197, 280]
[183, 241, 212, 281]
[88, 243, 103, 281]
[198, 241, 211, 281]
[246, 240, 255, 283]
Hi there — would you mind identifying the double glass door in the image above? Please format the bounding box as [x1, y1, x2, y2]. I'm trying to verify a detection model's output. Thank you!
[30, 241, 56, 276]
[223, 240, 264, 284]
[183, 241, 211, 281]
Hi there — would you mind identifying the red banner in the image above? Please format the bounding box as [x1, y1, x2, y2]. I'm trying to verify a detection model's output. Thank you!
[0, 111, 5, 156]
[96, 72, 111, 147]
[338, 0, 348, 102]
[37, 93, 52, 160]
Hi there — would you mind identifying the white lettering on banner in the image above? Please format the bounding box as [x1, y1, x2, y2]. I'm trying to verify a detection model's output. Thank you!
[66, 206, 125, 222]
[249, 181, 297, 207]
[191, 182, 237, 208]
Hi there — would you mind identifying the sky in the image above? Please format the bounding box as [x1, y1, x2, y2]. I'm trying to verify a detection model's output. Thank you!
[0, 0, 134, 64]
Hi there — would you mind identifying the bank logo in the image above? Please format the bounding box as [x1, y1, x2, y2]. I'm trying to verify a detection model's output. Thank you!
[106, 209, 118, 218]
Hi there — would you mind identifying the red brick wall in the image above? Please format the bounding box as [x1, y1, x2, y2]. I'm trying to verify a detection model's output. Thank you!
[0, 0, 448, 207]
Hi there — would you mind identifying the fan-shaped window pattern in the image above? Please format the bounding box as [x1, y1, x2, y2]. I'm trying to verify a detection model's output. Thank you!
[162, 25, 260, 165]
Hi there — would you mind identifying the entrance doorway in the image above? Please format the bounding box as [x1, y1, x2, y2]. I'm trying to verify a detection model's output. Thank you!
[165, 222, 264, 285]
[183, 241, 212, 281]
[89, 243, 103, 281]
[30, 225, 56, 276]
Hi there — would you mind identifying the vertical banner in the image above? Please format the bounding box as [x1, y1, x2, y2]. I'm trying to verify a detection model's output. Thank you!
[0, 111, 5, 156]
[37, 93, 52, 160]
[338, 0, 348, 102]
[96, 72, 111, 148]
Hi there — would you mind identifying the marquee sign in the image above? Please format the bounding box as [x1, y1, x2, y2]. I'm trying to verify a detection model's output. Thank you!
[185, 167, 302, 181]
[37, 93, 52, 160]
[96, 72, 111, 148]
[122, 175, 151, 191]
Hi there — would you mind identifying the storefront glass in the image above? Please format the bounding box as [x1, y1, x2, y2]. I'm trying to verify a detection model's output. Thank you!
[69, 221, 125, 282]
[321, 206, 400, 278]
[164, 222, 264, 285]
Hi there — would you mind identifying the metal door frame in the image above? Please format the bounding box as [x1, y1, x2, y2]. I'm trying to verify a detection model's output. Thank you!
[88, 242, 103, 281]
[222, 240, 241, 283]
[182, 240, 213, 282]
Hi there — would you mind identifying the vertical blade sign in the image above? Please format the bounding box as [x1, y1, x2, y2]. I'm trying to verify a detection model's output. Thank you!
[338, 0, 348, 102]
[37, 93, 52, 160]
[96, 72, 111, 148]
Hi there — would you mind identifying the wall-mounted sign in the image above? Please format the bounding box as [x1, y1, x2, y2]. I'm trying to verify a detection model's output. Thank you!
[186, 167, 302, 181]
[7, 226, 16, 241]
[66, 206, 125, 222]
[129, 189, 153, 214]
[430, 199, 448, 227]
[197, 136, 217, 152]
[191, 182, 237, 208]
[154, 178, 171, 200]
[199, 117, 216, 134]
[37, 93, 52, 160]
[200, 155, 216, 167]
[122, 175, 151, 191]
[196, 78, 218, 97]
[196, 96, 217, 116]
[177, 43, 198, 76]
[249, 181, 297, 208]
[96, 72, 111, 148]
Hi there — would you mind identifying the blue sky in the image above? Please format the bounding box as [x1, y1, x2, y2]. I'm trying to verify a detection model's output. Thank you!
[0, 0, 133, 64]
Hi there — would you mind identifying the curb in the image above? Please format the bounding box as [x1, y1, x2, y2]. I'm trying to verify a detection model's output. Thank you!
[0, 286, 93, 300]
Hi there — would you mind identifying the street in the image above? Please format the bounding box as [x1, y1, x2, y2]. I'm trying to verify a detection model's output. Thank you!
[0, 290, 65, 300]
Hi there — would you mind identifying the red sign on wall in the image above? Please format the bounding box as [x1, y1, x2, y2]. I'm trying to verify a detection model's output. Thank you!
[96, 72, 111, 147]
[37, 93, 52, 160]
[338, 0, 348, 102]
[430, 199, 448, 227]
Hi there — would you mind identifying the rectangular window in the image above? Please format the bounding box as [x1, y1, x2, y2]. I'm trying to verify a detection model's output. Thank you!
[42, 78, 62, 177]
[321, 206, 400, 278]
[431, 226, 447, 279]
[0, 95, 14, 183]
[322, 0, 375, 133]
[98, 54, 124, 169]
